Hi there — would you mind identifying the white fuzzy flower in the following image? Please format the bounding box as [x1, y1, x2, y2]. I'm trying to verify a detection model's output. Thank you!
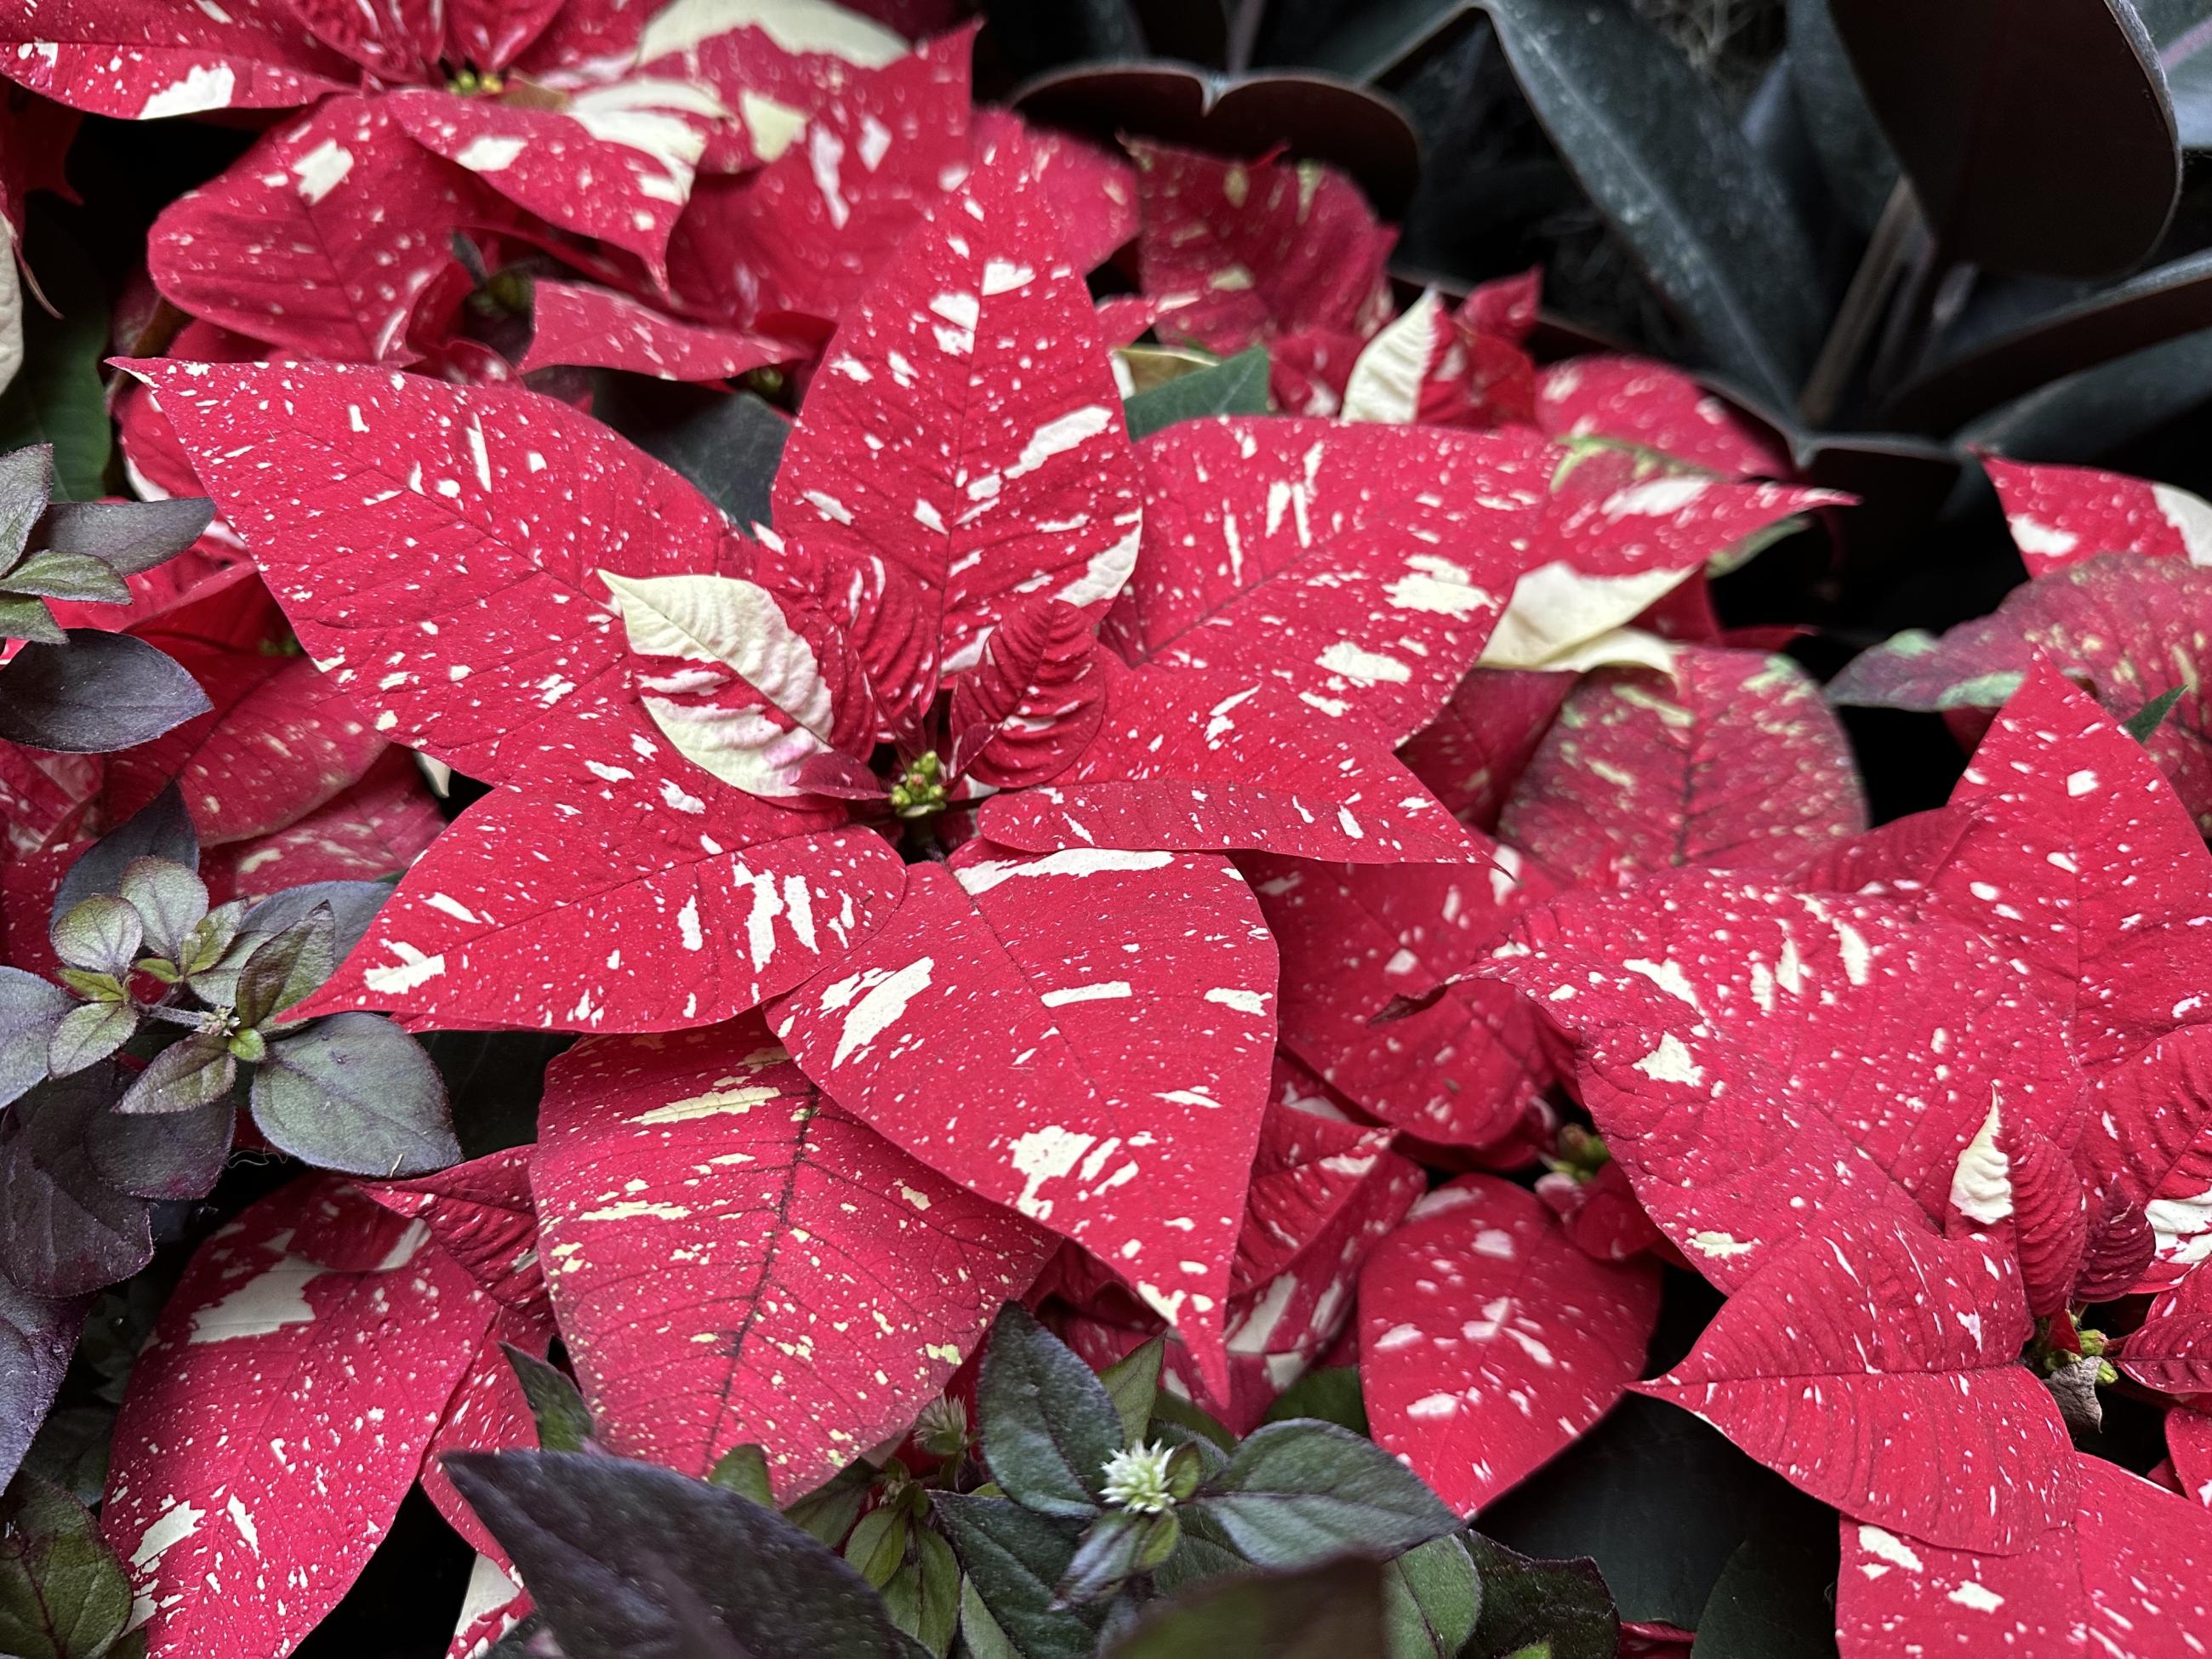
[1099, 1441, 1177, 1514]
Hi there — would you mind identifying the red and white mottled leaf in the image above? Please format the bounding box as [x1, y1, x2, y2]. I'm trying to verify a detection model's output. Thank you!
[2172, 1410, 2212, 1507]
[1943, 1099, 2086, 1318]
[388, 79, 726, 277]
[665, 32, 971, 327]
[294, 784, 904, 1032]
[1234, 1060, 1401, 1293]
[1362, 1175, 1662, 1516]
[0, 742, 99, 859]
[534, 1018, 1050, 1494]
[1481, 874, 2085, 1288]
[771, 846, 1277, 1391]
[945, 596, 1103, 788]
[1497, 647, 1867, 886]
[971, 110, 1136, 273]
[1985, 455, 2212, 576]
[1132, 140, 1394, 356]
[1103, 417, 1553, 744]
[1641, 1214, 2069, 1553]
[1535, 356, 1788, 479]
[1336, 291, 1536, 431]
[148, 97, 505, 363]
[1829, 555, 2212, 830]
[0, 0, 351, 118]
[283, 0, 441, 80]
[521, 278, 802, 381]
[1836, 1455, 2212, 1656]
[1246, 841, 1558, 1149]
[448, 1555, 529, 1659]
[1268, 328, 1362, 419]
[1398, 666, 1574, 830]
[446, 0, 569, 72]
[419, 1302, 556, 1559]
[100, 646, 384, 846]
[101, 1177, 494, 1658]
[772, 150, 1139, 678]
[1536, 1160, 1667, 1263]
[980, 665, 1481, 865]
[122, 358, 741, 801]
[202, 750, 445, 902]
[360, 1147, 544, 1310]
[1796, 801, 1979, 899]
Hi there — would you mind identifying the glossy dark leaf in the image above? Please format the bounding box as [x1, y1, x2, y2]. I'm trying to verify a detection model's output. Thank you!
[1383, 1535, 1482, 1659]
[1463, 1535, 1617, 1659]
[0, 1475, 132, 1659]
[0, 632, 210, 754]
[113, 1038, 234, 1117]
[445, 1449, 916, 1659]
[83, 1092, 233, 1201]
[1122, 348, 1273, 440]
[1189, 1422, 1457, 1569]
[1102, 1555, 1391, 1657]
[1957, 321, 2212, 459]
[0, 219, 109, 502]
[52, 784, 197, 928]
[590, 376, 788, 535]
[505, 1343, 596, 1455]
[249, 1013, 456, 1178]
[1828, 0, 2177, 276]
[932, 1493, 1102, 1659]
[419, 1029, 572, 1160]
[35, 496, 214, 578]
[0, 1069, 152, 1299]
[1479, 0, 1827, 403]
[0, 968, 70, 1111]
[1782, 0, 1901, 231]
[0, 1278, 86, 1495]
[978, 1303, 1124, 1520]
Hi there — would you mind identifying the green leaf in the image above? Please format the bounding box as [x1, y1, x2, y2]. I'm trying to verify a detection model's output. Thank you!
[591, 375, 787, 533]
[179, 902, 246, 978]
[882, 1526, 960, 1656]
[249, 1012, 458, 1177]
[1, 550, 128, 606]
[977, 1303, 1123, 1520]
[2125, 685, 2189, 743]
[1122, 349, 1272, 441]
[503, 1344, 596, 1454]
[45, 1001, 136, 1079]
[1055, 1508, 1178, 1607]
[1685, 1502, 1839, 1659]
[0, 966, 71, 1110]
[0, 1474, 133, 1659]
[1148, 1390, 1236, 1453]
[0, 218, 111, 502]
[0, 595, 64, 645]
[706, 1444, 772, 1504]
[20, 1405, 112, 1508]
[49, 895, 141, 978]
[51, 971, 120, 1004]
[1186, 1422, 1457, 1571]
[0, 446, 52, 573]
[1476, 0, 1826, 404]
[1384, 1535, 1481, 1659]
[1463, 1535, 1616, 1659]
[783, 1457, 875, 1547]
[231, 907, 335, 1029]
[1099, 1336, 1166, 1446]
[932, 1492, 1103, 1659]
[958, 1576, 1022, 1659]
[846, 1504, 911, 1590]
[1263, 1368, 1368, 1435]
[114, 1038, 236, 1117]
[115, 858, 208, 962]
[1103, 1556, 1391, 1657]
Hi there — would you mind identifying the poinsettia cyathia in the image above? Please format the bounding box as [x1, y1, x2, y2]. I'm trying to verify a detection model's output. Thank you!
[127, 153, 1556, 1382]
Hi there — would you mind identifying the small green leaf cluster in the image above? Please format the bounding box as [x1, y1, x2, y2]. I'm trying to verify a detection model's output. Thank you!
[0, 445, 211, 646]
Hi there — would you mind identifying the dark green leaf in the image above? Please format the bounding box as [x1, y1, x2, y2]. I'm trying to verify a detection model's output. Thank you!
[1463, 1535, 1617, 1659]
[418, 1029, 572, 1160]
[932, 1492, 1103, 1659]
[1383, 1535, 1481, 1659]
[45, 1002, 137, 1079]
[36, 497, 214, 577]
[1103, 1555, 1391, 1658]
[1826, 0, 2176, 277]
[20, 1405, 111, 1508]
[0, 221, 110, 502]
[237, 881, 389, 966]
[178, 901, 246, 979]
[115, 858, 208, 962]
[1099, 1336, 1166, 1446]
[0, 1475, 132, 1659]
[1122, 349, 1272, 440]
[1268, 0, 1476, 82]
[0, 1280, 86, 1496]
[1, 550, 128, 606]
[785, 1458, 876, 1548]
[443, 1449, 915, 1659]
[48, 895, 141, 978]
[114, 1037, 235, 1117]
[0, 1069, 153, 1298]
[1263, 1368, 1367, 1434]
[53, 786, 197, 928]
[1477, 0, 1826, 403]
[503, 1343, 596, 1454]
[977, 1303, 1122, 1520]
[0, 967, 71, 1110]
[231, 906, 335, 1029]
[1148, 1390, 1236, 1453]
[1782, 0, 1900, 231]
[2125, 684, 2188, 741]
[706, 1443, 772, 1503]
[1148, 1521, 1246, 1595]
[249, 1012, 458, 1177]
[84, 1092, 233, 1200]
[590, 374, 788, 533]
[1474, 1395, 1810, 1628]
[1056, 1508, 1177, 1606]
[1686, 1504, 1840, 1659]
[0, 632, 210, 753]
[883, 1525, 960, 1656]
[0, 446, 51, 572]
[1188, 1421, 1456, 1570]
[1957, 322, 2212, 459]
[0, 595, 64, 645]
